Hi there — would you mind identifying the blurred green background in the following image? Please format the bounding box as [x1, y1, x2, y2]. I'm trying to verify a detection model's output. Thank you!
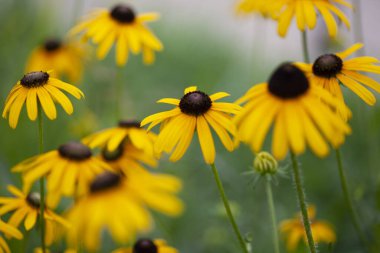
[0, 0, 380, 252]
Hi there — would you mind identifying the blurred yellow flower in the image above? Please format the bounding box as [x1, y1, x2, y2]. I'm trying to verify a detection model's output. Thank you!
[112, 238, 178, 253]
[69, 4, 163, 66]
[276, 0, 351, 37]
[235, 63, 351, 160]
[100, 141, 158, 174]
[66, 171, 183, 251]
[83, 120, 157, 155]
[236, 0, 281, 18]
[141, 86, 241, 164]
[11, 142, 112, 207]
[0, 218, 23, 253]
[280, 205, 336, 251]
[2, 71, 84, 128]
[25, 38, 85, 83]
[0, 185, 69, 246]
[297, 43, 380, 120]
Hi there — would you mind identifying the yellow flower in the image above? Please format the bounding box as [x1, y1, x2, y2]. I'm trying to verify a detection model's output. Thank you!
[66, 171, 183, 251]
[69, 4, 163, 66]
[112, 238, 178, 253]
[297, 43, 380, 120]
[2, 71, 84, 128]
[100, 140, 158, 175]
[0, 185, 69, 246]
[83, 120, 157, 155]
[11, 142, 112, 207]
[280, 205, 336, 251]
[236, 0, 281, 18]
[276, 0, 351, 37]
[0, 218, 23, 253]
[25, 38, 85, 83]
[141, 86, 241, 164]
[235, 63, 351, 160]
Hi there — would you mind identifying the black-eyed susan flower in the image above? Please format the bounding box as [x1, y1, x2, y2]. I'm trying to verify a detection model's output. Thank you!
[112, 238, 178, 253]
[280, 205, 336, 251]
[276, 0, 351, 37]
[69, 4, 163, 66]
[141, 86, 241, 164]
[26, 38, 85, 83]
[12, 142, 112, 207]
[83, 120, 157, 155]
[296, 43, 380, 120]
[66, 171, 183, 251]
[0, 218, 23, 253]
[236, 0, 280, 18]
[235, 63, 351, 160]
[2, 71, 84, 128]
[100, 141, 158, 175]
[0, 185, 69, 246]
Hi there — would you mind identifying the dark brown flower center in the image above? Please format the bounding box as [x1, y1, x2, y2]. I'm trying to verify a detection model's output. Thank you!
[110, 4, 136, 23]
[268, 63, 309, 99]
[20, 71, 49, 88]
[312, 54, 343, 78]
[118, 120, 140, 128]
[90, 172, 121, 193]
[101, 144, 124, 161]
[58, 142, 92, 161]
[26, 192, 41, 209]
[133, 239, 158, 253]
[44, 38, 62, 52]
[179, 91, 212, 116]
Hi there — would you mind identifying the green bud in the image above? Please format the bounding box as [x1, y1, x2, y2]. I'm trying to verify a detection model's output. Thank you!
[253, 151, 278, 175]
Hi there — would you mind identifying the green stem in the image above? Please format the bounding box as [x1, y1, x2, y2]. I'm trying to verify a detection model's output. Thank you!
[115, 67, 124, 121]
[301, 31, 310, 63]
[37, 105, 46, 253]
[290, 153, 317, 253]
[265, 175, 280, 253]
[210, 163, 248, 253]
[335, 149, 369, 250]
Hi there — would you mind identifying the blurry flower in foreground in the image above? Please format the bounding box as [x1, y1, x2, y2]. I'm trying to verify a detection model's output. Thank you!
[26, 38, 85, 83]
[236, 0, 281, 18]
[280, 205, 336, 251]
[113, 238, 178, 253]
[235, 63, 351, 160]
[2, 71, 84, 128]
[100, 141, 158, 175]
[0, 218, 23, 253]
[66, 171, 183, 251]
[297, 43, 380, 120]
[83, 120, 157, 155]
[141, 86, 241, 164]
[276, 0, 351, 37]
[69, 4, 163, 66]
[0, 185, 69, 246]
[12, 142, 112, 207]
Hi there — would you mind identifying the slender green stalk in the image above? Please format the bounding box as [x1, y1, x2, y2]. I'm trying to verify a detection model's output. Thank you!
[265, 175, 280, 253]
[335, 149, 369, 250]
[290, 153, 317, 253]
[210, 163, 248, 253]
[37, 105, 46, 253]
[301, 31, 310, 63]
[115, 67, 124, 120]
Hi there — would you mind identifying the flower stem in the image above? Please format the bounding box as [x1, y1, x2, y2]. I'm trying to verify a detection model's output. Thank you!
[290, 152, 317, 253]
[301, 31, 310, 63]
[265, 175, 280, 253]
[335, 149, 369, 250]
[210, 163, 249, 253]
[37, 105, 46, 253]
[115, 66, 124, 121]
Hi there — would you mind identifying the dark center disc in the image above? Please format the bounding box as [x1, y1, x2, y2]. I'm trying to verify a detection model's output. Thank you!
[312, 54, 343, 78]
[90, 172, 121, 193]
[268, 63, 310, 99]
[110, 4, 136, 23]
[26, 192, 41, 209]
[43, 38, 62, 52]
[133, 239, 158, 253]
[179, 91, 212, 116]
[58, 142, 92, 161]
[20, 71, 50, 88]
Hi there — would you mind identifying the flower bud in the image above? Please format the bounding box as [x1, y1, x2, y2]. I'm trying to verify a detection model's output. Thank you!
[253, 151, 278, 175]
